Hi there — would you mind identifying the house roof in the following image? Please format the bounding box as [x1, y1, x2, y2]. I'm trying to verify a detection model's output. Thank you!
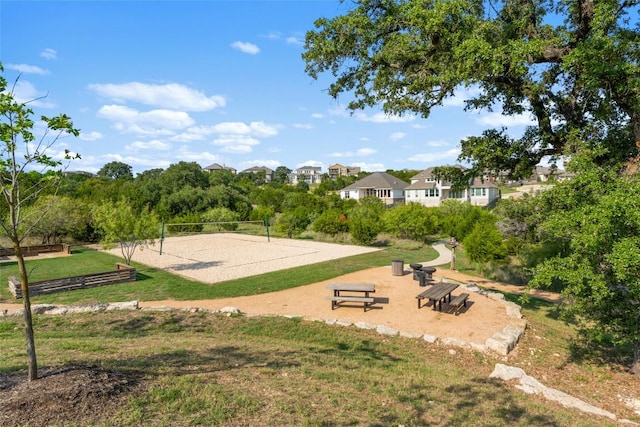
[203, 163, 236, 172]
[405, 181, 438, 190]
[241, 166, 274, 174]
[409, 164, 467, 181]
[342, 172, 408, 191]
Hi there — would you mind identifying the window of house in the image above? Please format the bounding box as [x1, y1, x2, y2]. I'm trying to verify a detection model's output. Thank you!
[344, 191, 350, 199]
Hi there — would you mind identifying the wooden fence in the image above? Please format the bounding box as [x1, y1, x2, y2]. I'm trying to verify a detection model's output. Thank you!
[8, 263, 136, 299]
[0, 244, 71, 257]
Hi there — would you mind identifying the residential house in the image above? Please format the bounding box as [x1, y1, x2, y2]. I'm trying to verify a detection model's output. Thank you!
[405, 166, 500, 207]
[290, 165, 323, 184]
[340, 172, 408, 205]
[327, 163, 361, 179]
[239, 166, 274, 182]
[202, 163, 237, 174]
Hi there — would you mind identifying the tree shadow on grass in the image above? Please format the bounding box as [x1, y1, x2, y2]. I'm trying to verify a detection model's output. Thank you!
[167, 260, 223, 271]
[105, 345, 303, 377]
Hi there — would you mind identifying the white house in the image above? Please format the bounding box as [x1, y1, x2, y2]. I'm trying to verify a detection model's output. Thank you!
[340, 172, 408, 205]
[290, 166, 323, 184]
[404, 166, 500, 207]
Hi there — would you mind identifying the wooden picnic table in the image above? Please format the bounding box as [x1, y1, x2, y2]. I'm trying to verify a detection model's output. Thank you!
[416, 282, 459, 310]
[325, 283, 376, 311]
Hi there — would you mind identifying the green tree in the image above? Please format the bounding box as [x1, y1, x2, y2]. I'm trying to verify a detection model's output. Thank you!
[348, 197, 384, 245]
[303, 0, 640, 179]
[0, 66, 80, 380]
[274, 166, 292, 183]
[93, 198, 160, 265]
[96, 161, 133, 180]
[463, 218, 508, 263]
[202, 207, 240, 231]
[312, 209, 349, 236]
[275, 208, 312, 238]
[23, 195, 92, 244]
[383, 202, 439, 241]
[529, 164, 640, 375]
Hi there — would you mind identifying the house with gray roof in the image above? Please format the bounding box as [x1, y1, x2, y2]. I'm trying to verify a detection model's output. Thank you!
[405, 166, 500, 207]
[239, 166, 274, 182]
[203, 163, 237, 174]
[340, 172, 408, 205]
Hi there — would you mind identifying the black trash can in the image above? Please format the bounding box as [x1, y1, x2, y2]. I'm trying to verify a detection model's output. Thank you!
[414, 269, 429, 286]
[421, 266, 436, 280]
[410, 263, 423, 280]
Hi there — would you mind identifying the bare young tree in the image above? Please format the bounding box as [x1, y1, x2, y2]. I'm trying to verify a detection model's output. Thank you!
[0, 64, 80, 380]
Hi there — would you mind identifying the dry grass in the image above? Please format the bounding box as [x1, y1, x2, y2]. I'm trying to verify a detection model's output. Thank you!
[1, 309, 638, 426]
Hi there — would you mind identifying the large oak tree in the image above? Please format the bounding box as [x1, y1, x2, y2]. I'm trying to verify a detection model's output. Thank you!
[303, 0, 640, 178]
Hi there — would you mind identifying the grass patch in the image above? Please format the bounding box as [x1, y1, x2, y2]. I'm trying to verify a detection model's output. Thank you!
[0, 311, 627, 426]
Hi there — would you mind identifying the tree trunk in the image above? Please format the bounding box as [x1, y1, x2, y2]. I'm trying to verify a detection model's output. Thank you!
[15, 245, 38, 381]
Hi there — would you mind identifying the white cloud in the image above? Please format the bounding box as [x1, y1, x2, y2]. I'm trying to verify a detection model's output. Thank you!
[231, 41, 260, 55]
[390, 132, 406, 141]
[354, 111, 416, 123]
[352, 162, 386, 172]
[407, 148, 461, 163]
[213, 135, 260, 147]
[79, 131, 103, 141]
[296, 160, 324, 168]
[442, 85, 482, 107]
[212, 121, 279, 137]
[328, 147, 377, 158]
[125, 140, 172, 151]
[212, 135, 260, 154]
[311, 113, 324, 119]
[286, 36, 303, 46]
[292, 123, 313, 129]
[357, 147, 376, 156]
[476, 112, 535, 127]
[97, 105, 194, 135]
[40, 48, 57, 60]
[169, 121, 278, 144]
[426, 139, 449, 147]
[261, 31, 281, 40]
[87, 82, 226, 111]
[6, 64, 50, 75]
[220, 145, 254, 154]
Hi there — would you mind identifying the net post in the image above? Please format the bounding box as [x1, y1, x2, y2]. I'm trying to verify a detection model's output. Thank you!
[159, 221, 165, 255]
[265, 216, 270, 242]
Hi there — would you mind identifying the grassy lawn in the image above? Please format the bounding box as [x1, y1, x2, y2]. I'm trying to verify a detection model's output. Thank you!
[0, 244, 438, 305]
[0, 309, 626, 426]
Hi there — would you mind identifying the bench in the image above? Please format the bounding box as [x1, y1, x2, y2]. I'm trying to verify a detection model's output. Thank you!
[326, 283, 376, 311]
[447, 293, 469, 314]
[325, 295, 376, 312]
[416, 282, 459, 310]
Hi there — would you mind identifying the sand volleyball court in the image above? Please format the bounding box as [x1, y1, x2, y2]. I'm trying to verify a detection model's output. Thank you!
[103, 234, 381, 284]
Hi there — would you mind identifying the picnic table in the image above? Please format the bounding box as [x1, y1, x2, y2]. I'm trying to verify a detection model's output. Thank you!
[416, 282, 459, 310]
[325, 283, 376, 311]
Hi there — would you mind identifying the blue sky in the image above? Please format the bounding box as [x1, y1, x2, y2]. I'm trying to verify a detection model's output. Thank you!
[1, 1, 535, 176]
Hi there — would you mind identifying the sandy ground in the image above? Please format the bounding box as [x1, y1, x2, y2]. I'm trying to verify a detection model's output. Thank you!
[103, 234, 381, 284]
[1, 237, 560, 346]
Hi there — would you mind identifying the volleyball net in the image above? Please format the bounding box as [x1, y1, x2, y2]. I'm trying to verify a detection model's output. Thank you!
[159, 219, 271, 255]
